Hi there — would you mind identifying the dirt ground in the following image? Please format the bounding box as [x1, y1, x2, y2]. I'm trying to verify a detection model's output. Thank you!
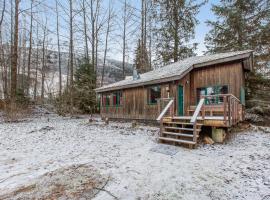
[0, 112, 269, 199]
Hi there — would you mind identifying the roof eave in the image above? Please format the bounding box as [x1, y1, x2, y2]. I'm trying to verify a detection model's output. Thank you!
[193, 51, 253, 69]
[95, 67, 193, 93]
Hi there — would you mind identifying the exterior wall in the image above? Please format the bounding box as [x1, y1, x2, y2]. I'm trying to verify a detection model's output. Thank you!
[100, 61, 246, 120]
[100, 83, 178, 120]
[190, 62, 245, 105]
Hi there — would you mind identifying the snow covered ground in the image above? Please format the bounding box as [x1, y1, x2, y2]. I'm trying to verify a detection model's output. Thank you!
[0, 113, 269, 199]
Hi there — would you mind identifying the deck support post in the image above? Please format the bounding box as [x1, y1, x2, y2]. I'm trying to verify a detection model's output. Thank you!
[193, 122, 197, 143]
[211, 127, 226, 143]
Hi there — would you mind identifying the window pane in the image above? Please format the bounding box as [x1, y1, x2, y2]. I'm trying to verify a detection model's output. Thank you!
[196, 85, 228, 104]
[106, 95, 110, 106]
[149, 86, 161, 104]
[112, 91, 123, 106]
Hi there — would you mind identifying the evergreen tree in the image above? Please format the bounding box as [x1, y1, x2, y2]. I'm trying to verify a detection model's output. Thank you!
[205, 0, 270, 72]
[152, 0, 204, 65]
[73, 62, 96, 113]
[134, 39, 151, 74]
[205, 0, 270, 111]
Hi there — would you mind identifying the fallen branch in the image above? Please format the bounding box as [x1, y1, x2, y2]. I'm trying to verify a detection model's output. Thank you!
[92, 176, 118, 200]
[0, 172, 27, 184]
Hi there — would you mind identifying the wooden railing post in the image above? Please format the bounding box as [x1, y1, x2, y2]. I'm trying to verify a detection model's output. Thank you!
[223, 96, 227, 121]
[160, 117, 163, 137]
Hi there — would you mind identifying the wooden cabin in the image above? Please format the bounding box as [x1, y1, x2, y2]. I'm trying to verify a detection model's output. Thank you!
[96, 50, 253, 147]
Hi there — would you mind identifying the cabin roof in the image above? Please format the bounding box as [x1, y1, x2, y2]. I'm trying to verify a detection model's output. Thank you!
[96, 50, 253, 93]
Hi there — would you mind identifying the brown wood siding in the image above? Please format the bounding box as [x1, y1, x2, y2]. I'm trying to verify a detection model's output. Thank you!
[190, 62, 244, 105]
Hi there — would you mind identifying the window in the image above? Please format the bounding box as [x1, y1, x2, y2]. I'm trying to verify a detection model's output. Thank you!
[148, 85, 161, 104]
[112, 91, 123, 106]
[102, 94, 110, 106]
[197, 85, 228, 104]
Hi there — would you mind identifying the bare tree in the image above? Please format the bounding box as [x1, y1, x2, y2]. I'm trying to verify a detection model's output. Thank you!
[122, 0, 127, 79]
[82, 0, 89, 62]
[90, 0, 95, 70]
[26, 0, 34, 96]
[33, 22, 39, 101]
[55, 0, 62, 96]
[101, 0, 113, 86]
[0, 0, 5, 28]
[10, 0, 20, 101]
[0, 0, 6, 99]
[41, 18, 47, 102]
[69, 0, 74, 112]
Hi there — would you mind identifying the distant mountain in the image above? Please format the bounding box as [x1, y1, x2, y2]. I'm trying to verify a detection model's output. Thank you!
[45, 50, 133, 86]
[0, 46, 133, 98]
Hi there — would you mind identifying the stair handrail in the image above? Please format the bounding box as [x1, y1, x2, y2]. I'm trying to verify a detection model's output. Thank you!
[156, 99, 174, 121]
[190, 98, 205, 124]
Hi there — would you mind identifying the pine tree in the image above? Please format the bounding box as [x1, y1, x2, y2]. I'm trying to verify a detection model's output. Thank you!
[152, 0, 204, 65]
[134, 39, 151, 74]
[205, 0, 270, 72]
[205, 0, 270, 112]
[73, 61, 96, 113]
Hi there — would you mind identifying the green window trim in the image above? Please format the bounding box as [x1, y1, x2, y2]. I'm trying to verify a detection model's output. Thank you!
[240, 87, 245, 105]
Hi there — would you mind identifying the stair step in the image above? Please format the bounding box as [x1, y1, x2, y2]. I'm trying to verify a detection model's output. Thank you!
[159, 137, 196, 145]
[164, 126, 201, 132]
[163, 122, 203, 126]
[163, 131, 199, 138]
[171, 116, 204, 121]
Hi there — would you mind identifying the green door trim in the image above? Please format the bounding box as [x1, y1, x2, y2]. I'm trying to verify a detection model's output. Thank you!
[178, 85, 184, 116]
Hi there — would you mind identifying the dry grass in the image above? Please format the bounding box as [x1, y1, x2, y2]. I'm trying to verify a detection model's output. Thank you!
[1, 101, 32, 123]
[0, 164, 108, 200]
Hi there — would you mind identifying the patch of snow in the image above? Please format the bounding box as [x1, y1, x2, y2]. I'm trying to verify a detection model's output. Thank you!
[0, 115, 269, 199]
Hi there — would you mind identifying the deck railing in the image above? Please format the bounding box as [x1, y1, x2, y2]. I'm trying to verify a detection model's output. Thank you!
[190, 98, 205, 143]
[156, 98, 174, 136]
[157, 98, 174, 121]
[200, 94, 242, 126]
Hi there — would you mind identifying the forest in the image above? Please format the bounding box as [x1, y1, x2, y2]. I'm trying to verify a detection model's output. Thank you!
[0, 0, 269, 120]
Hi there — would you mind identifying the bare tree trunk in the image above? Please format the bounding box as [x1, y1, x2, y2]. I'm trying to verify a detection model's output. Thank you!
[34, 22, 39, 101]
[55, 0, 62, 96]
[10, 0, 19, 101]
[0, 0, 5, 28]
[101, 0, 113, 86]
[0, 0, 6, 99]
[41, 19, 47, 103]
[90, 0, 95, 71]
[90, 0, 96, 71]
[69, 0, 74, 113]
[26, 0, 33, 96]
[21, 17, 26, 91]
[82, 0, 89, 63]
[148, 0, 152, 69]
[122, 0, 127, 79]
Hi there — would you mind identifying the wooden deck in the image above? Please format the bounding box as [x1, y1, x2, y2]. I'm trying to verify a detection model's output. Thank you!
[157, 94, 243, 147]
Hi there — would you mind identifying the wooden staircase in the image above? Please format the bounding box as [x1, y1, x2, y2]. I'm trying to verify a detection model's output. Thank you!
[159, 116, 203, 148]
[157, 98, 205, 148]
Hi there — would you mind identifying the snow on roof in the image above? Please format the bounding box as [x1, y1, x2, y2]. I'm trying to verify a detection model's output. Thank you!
[96, 50, 253, 92]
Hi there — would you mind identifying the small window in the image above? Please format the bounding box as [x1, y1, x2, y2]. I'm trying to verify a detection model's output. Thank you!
[148, 85, 161, 104]
[102, 94, 110, 106]
[197, 85, 228, 104]
[112, 91, 123, 106]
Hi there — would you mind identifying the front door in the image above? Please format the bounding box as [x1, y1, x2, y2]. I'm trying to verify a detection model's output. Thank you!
[178, 85, 184, 116]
